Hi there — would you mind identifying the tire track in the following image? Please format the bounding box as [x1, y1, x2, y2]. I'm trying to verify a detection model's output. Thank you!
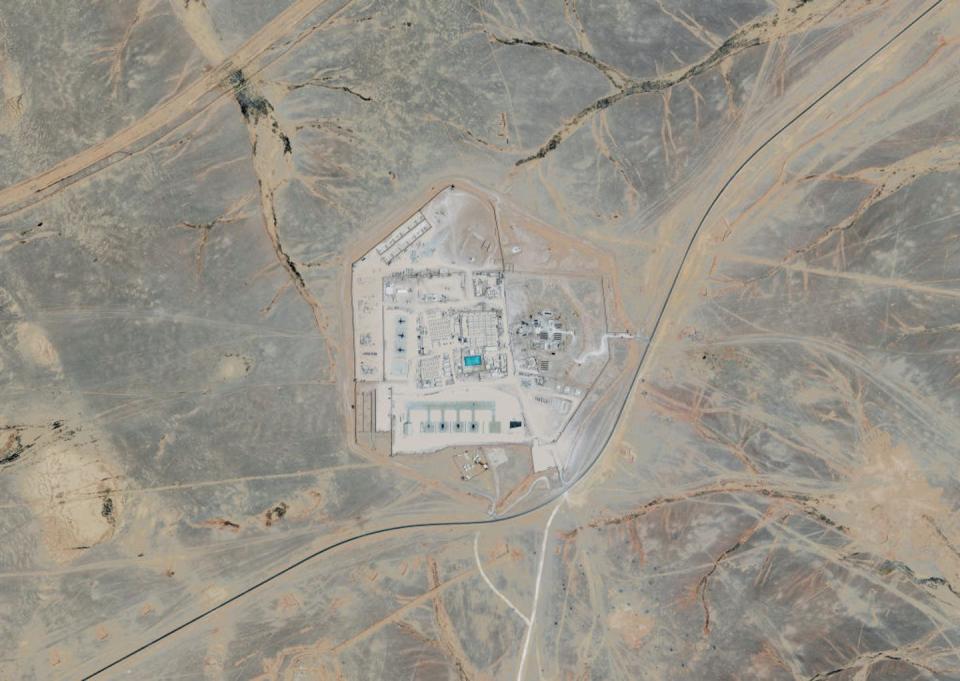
[0, 0, 350, 216]
[79, 1, 947, 677]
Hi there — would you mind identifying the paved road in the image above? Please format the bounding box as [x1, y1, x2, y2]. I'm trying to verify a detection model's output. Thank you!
[80, 1, 947, 676]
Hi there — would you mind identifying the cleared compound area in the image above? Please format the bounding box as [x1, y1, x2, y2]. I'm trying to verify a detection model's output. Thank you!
[351, 184, 627, 469]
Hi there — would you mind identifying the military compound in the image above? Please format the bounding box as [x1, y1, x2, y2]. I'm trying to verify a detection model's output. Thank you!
[350, 183, 636, 473]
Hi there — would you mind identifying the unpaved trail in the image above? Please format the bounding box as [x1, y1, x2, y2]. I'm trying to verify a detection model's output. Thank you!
[165, 0, 501, 520]
[170, 0, 341, 381]
[0, 0, 349, 215]
[11, 0, 950, 677]
[515, 499, 563, 681]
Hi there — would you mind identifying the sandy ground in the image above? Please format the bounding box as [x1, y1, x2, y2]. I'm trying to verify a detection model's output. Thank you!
[0, 0, 959, 679]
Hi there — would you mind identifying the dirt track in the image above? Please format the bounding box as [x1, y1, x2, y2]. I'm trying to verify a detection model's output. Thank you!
[3, 0, 959, 679]
[0, 0, 349, 215]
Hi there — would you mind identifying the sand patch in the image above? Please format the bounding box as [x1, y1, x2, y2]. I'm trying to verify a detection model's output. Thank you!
[824, 427, 960, 584]
[18, 443, 122, 561]
[215, 353, 252, 381]
[608, 609, 654, 649]
[15, 322, 61, 371]
[0, 57, 23, 133]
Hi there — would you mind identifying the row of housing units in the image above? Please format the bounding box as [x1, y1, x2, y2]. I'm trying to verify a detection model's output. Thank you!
[375, 211, 432, 265]
[414, 305, 509, 389]
[381, 269, 503, 306]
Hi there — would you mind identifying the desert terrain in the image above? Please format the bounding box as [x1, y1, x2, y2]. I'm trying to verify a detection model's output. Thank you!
[1, 0, 959, 679]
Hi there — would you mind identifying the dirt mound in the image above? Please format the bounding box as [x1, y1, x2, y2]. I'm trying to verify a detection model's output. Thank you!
[18, 442, 122, 561]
